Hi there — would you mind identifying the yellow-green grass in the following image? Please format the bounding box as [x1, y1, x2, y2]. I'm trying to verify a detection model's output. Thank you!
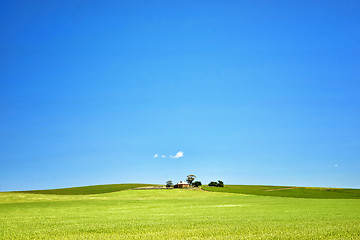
[1, 188, 360, 239]
[12, 183, 154, 195]
[203, 185, 360, 199]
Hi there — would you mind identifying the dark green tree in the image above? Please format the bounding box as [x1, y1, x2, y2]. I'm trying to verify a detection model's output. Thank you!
[166, 180, 173, 188]
[208, 181, 218, 187]
[217, 180, 224, 187]
[193, 181, 202, 187]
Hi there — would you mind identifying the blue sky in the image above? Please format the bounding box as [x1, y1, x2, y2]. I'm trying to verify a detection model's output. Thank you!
[1, 0, 359, 191]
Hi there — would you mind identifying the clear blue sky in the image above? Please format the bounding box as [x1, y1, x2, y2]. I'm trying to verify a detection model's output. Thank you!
[1, 0, 359, 191]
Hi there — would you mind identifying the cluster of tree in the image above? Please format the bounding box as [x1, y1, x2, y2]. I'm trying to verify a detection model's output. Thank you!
[186, 175, 203, 187]
[208, 180, 224, 187]
[166, 175, 202, 188]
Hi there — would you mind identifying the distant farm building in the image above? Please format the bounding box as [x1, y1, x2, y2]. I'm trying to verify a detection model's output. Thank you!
[174, 181, 189, 188]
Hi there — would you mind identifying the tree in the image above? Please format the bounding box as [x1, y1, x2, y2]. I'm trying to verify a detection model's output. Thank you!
[208, 181, 218, 187]
[208, 180, 224, 187]
[193, 181, 202, 187]
[166, 180, 173, 188]
[217, 180, 224, 187]
[186, 175, 196, 186]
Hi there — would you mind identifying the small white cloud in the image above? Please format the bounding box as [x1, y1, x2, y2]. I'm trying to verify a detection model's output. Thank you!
[153, 154, 159, 158]
[334, 164, 338, 167]
[161, 155, 166, 158]
[170, 151, 184, 159]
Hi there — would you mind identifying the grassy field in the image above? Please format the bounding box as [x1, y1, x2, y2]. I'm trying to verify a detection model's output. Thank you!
[203, 185, 360, 199]
[1, 185, 360, 239]
[14, 183, 153, 195]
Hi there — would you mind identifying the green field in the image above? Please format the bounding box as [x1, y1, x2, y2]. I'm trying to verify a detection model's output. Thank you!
[203, 185, 360, 199]
[14, 183, 154, 195]
[1, 184, 360, 239]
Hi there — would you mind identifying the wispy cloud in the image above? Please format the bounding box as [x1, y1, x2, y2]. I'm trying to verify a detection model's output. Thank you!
[161, 155, 166, 158]
[170, 151, 184, 159]
[334, 164, 338, 167]
[153, 154, 159, 158]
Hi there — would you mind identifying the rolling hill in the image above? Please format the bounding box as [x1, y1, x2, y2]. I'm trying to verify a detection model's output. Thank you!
[13, 183, 154, 195]
[202, 185, 360, 199]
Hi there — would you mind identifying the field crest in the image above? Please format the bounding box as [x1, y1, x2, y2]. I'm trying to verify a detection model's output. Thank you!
[11, 183, 154, 195]
[203, 185, 360, 199]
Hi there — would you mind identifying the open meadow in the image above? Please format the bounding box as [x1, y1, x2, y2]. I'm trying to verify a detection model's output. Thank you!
[1, 184, 360, 239]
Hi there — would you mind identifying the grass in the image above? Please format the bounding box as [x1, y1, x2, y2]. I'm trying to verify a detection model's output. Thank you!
[13, 183, 153, 195]
[1, 185, 360, 239]
[203, 185, 360, 199]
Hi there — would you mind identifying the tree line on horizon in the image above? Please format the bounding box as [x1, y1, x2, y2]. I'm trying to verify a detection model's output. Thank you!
[166, 175, 224, 188]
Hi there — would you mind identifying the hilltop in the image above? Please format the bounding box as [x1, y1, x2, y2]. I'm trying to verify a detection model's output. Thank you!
[13, 183, 154, 195]
[7, 183, 360, 199]
[203, 185, 360, 199]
